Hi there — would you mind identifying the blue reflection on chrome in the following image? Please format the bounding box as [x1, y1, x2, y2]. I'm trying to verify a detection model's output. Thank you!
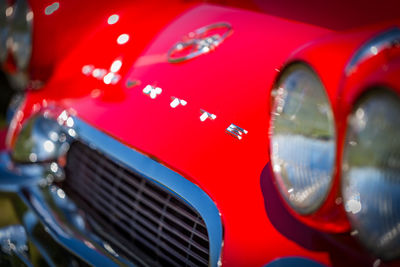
[346, 27, 400, 75]
[0, 225, 31, 266]
[265, 257, 326, 267]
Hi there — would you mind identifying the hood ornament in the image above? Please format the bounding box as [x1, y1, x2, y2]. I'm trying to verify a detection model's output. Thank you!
[168, 22, 232, 63]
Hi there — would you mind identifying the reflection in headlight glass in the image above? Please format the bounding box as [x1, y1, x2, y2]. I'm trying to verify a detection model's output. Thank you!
[270, 64, 335, 214]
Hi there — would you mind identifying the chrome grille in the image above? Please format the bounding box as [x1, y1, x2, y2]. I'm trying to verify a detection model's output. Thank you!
[63, 141, 210, 267]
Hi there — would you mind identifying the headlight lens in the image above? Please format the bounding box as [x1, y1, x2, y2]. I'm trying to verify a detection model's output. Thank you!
[0, 0, 33, 89]
[342, 89, 400, 260]
[12, 112, 74, 163]
[9, 0, 33, 70]
[270, 63, 336, 214]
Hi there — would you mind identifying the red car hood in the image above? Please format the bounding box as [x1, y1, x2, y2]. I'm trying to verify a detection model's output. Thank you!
[41, 3, 331, 183]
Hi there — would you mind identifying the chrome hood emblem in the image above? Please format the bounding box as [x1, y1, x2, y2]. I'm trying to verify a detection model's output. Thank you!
[168, 22, 232, 63]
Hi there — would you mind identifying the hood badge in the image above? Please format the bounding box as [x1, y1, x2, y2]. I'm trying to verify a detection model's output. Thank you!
[168, 22, 233, 63]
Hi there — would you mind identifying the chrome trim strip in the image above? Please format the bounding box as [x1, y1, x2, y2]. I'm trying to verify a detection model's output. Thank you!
[19, 186, 131, 266]
[73, 117, 223, 267]
[346, 27, 400, 75]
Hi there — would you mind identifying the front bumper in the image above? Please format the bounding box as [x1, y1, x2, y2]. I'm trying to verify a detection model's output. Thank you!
[0, 151, 132, 266]
[0, 116, 224, 267]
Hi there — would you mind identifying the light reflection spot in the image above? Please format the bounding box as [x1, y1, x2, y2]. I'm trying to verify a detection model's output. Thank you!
[107, 14, 119, 25]
[50, 162, 58, 173]
[49, 131, 59, 142]
[273, 164, 281, 173]
[345, 199, 362, 214]
[84, 240, 95, 249]
[68, 129, 76, 137]
[66, 117, 74, 127]
[104, 243, 117, 255]
[26, 11, 34, 21]
[82, 65, 94, 76]
[29, 153, 37, 162]
[58, 110, 68, 124]
[57, 189, 65, 199]
[110, 60, 122, 73]
[117, 34, 129, 45]
[373, 259, 381, 267]
[349, 141, 357, 146]
[356, 108, 364, 119]
[103, 73, 114, 84]
[44, 140, 55, 153]
[350, 230, 358, 236]
[45, 2, 60, 15]
[92, 68, 107, 79]
[370, 46, 378, 55]
[6, 7, 13, 17]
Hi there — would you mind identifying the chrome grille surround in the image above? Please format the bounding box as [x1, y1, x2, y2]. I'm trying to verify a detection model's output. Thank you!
[64, 117, 223, 266]
[64, 141, 210, 266]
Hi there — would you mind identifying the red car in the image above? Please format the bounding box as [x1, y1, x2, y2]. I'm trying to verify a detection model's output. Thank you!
[0, 0, 400, 266]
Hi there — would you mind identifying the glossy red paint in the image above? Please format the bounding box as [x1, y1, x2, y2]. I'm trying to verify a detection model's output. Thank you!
[28, 0, 200, 82]
[7, 0, 400, 266]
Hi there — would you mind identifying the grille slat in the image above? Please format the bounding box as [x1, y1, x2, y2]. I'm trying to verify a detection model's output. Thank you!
[74, 172, 209, 257]
[78, 149, 205, 228]
[63, 141, 210, 266]
[80, 198, 205, 267]
[80, 145, 203, 219]
[73, 152, 209, 247]
[74, 143, 209, 242]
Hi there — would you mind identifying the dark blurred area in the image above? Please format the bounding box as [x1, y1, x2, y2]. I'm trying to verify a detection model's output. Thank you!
[0, 72, 13, 125]
[209, 0, 400, 30]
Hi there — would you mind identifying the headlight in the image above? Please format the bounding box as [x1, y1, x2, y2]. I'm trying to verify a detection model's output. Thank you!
[0, 0, 33, 89]
[270, 63, 336, 214]
[342, 88, 400, 260]
[12, 111, 74, 163]
[9, 0, 33, 71]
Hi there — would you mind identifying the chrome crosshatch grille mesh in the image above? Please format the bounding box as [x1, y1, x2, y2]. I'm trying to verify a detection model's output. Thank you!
[63, 141, 210, 267]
